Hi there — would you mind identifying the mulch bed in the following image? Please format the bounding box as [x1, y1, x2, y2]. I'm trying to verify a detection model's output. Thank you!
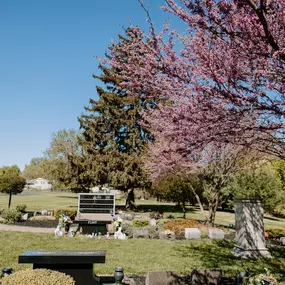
[12, 220, 58, 228]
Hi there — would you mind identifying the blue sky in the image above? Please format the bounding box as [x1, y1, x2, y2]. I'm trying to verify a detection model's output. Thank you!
[0, 0, 183, 171]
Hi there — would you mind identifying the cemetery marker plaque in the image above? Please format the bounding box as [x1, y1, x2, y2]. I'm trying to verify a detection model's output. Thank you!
[78, 193, 115, 215]
[75, 193, 115, 234]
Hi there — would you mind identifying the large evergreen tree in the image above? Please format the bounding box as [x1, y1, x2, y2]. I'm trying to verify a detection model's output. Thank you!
[78, 30, 152, 206]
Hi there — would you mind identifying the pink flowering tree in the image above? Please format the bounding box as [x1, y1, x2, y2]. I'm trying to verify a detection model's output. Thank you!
[109, 0, 285, 156]
[145, 132, 263, 225]
[104, 1, 284, 223]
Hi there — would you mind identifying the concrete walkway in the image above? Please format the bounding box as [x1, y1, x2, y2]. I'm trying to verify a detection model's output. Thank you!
[0, 224, 54, 233]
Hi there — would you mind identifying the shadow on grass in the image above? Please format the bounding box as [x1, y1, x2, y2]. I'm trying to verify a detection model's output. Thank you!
[264, 216, 283, 222]
[57, 196, 78, 199]
[173, 240, 285, 278]
[137, 204, 196, 214]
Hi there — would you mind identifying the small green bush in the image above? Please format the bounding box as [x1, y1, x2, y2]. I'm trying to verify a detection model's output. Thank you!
[15, 204, 27, 213]
[0, 268, 75, 285]
[265, 228, 285, 239]
[54, 208, 77, 219]
[1, 209, 22, 223]
[132, 219, 149, 228]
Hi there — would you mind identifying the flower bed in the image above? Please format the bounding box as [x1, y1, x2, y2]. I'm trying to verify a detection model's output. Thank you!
[164, 219, 206, 234]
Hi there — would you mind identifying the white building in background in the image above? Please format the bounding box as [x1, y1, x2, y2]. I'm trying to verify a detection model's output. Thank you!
[25, 178, 52, 190]
[90, 186, 121, 198]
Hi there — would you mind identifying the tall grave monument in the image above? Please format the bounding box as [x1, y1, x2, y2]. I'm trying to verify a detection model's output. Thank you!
[73, 193, 115, 234]
[232, 198, 271, 258]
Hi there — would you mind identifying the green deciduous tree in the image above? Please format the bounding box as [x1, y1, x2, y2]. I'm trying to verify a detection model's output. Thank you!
[152, 172, 203, 218]
[43, 129, 89, 191]
[222, 165, 285, 214]
[0, 166, 26, 208]
[22, 158, 47, 180]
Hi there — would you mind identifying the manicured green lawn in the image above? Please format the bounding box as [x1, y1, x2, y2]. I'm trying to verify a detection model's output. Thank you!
[0, 190, 79, 211]
[0, 231, 284, 279]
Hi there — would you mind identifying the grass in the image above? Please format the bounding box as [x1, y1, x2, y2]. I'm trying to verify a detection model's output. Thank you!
[0, 190, 79, 212]
[136, 203, 285, 229]
[0, 191, 284, 279]
[0, 231, 284, 279]
[0, 190, 285, 229]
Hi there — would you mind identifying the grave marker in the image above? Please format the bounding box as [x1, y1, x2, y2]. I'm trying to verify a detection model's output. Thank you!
[18, 250, 106, 285]
[74, 193, 115, 235]
[208, 229, 224, 239]
[185, 228, 201, 239]
[232, 198, 271, 258]
[133, 229, 149, 238]
[78, 193, 115, 215]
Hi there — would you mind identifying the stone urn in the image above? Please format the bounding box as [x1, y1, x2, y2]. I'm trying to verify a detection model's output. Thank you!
[1, 268, 13, 278]
[114, 267, 124, 284]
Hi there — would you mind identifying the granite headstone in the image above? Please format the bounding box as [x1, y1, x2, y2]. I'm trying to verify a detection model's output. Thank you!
[232, 198, 271, 258]
[185, 228, 201, 239]
[208, 229, 224, 239]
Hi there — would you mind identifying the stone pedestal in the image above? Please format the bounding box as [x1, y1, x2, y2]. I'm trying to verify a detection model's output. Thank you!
[232, 198, 271, 258]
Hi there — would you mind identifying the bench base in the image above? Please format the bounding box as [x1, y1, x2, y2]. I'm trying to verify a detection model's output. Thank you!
[33, 263, 101, 285]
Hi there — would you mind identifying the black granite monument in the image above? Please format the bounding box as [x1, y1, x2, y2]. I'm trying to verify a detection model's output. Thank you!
[18, 250, 106, 285]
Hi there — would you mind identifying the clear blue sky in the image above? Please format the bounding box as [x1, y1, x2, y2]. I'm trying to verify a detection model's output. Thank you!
[0, 0, 183, 171]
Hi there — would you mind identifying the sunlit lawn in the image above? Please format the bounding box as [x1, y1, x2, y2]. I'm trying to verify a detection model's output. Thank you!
[0, 231, 284, 279]
[0, 190, 79, 212]
[0, 191, 284, 280]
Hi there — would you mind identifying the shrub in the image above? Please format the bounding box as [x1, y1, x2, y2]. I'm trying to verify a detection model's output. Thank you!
[132, 219, 149, 228]
[15, 204, 27, 213]
[265, 228, 285, 239]
[1, 209, 22, 223]
[0, 268, 75, 285]
[54, 208, 77, 219]
[121, 222, 133, 237]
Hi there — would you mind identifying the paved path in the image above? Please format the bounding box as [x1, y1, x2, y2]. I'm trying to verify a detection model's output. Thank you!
[0, 224, 54, 233]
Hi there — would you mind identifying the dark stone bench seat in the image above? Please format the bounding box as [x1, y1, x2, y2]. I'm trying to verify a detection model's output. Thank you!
[18, 250, 106, 285]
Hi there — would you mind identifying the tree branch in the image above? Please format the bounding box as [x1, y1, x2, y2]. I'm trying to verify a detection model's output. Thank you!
[245, 0, 285, 61]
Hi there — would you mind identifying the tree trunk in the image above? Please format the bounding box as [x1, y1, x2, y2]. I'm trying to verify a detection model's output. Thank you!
[207, 190, 221, 226]
[125, 188, 136, 210]
[189, 187, 207, 221]
[8, 192, 12, 209]
[207, 202, 215, 226]
[182, 200, 186, 219]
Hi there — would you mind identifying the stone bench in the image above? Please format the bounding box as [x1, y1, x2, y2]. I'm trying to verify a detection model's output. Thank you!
[18, 250, 106, 285]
